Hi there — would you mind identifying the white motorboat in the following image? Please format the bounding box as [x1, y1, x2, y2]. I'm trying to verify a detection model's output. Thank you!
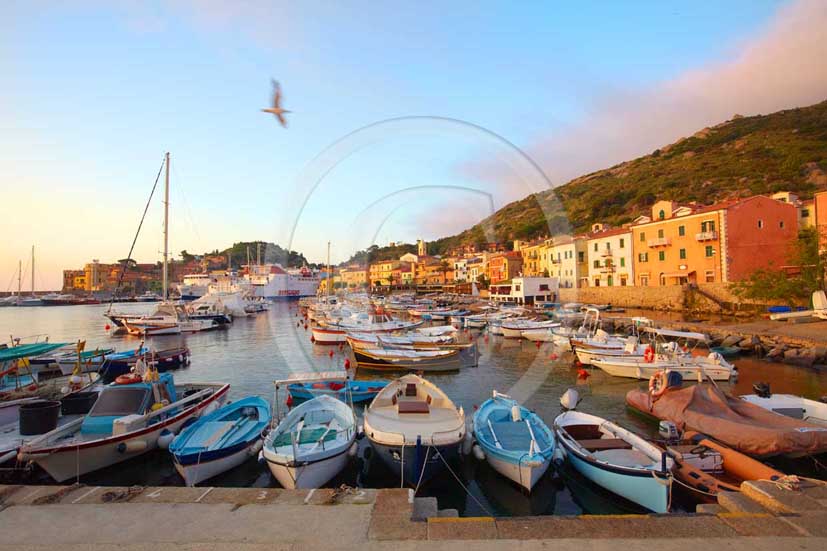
[741, 385, 827, 426]
[262, 390, 357, 489]
[500, 319, 559, 339]
[18, 372, 229, 482]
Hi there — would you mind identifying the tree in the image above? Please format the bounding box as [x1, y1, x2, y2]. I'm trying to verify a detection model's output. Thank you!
[180, 250, 195, 263]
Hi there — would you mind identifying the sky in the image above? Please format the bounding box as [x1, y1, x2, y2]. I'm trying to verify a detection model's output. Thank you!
[2, 0, 826, 290]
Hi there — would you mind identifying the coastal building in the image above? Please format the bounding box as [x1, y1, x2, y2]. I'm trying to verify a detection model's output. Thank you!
[369, 260, 400, 287]
[414, 257, 448, 286]
[416, 239, 427, 256]
[339, 266, 368, 289]
[452, 258, 468, 282]
[489, 276, 559, 305]
[631, 196, 797, 286]
[585, 225, 633, 287]
[488, 251, 523, 284]
[543, 235, 587, 289]
[466, 256, 485, 284]
[519, 240, 545, 276]
[772, 191, 815, 229]
[816, 190, 827, 253]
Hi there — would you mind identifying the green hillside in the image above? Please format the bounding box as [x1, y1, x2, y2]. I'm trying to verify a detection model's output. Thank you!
[431, 99, 827, 253]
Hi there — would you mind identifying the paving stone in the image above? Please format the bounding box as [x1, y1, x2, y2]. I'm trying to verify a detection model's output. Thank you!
[695, 503, 724, 514]
[427, 517, 497, 540]
[2, 486, 64, 505]
[495, 514, 736, 539]
[778, 511, 827, 537]
[718, 491, 769, 513]
[438, 508, 459, 518]
[717, 513, 803, 536]
[373, 488, 413, 515]
[197, 487, 282, 505]
[369, 512, 426, 540]
[131, 486, 206, 504]
[412, 497, 437, 521]
[741, 481, 825, 514]
[0, 485, 23, 504]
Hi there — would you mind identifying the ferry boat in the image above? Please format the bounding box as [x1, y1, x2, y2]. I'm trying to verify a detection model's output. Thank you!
[238, 264, 320, 300]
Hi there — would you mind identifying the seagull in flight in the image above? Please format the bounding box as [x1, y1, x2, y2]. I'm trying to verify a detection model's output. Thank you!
[261, 79, 290, 128]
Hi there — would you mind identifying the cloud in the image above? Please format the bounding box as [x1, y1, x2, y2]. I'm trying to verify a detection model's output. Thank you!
[464, 0, 827, 194]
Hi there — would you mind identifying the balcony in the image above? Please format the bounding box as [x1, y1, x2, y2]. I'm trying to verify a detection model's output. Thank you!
[600, 250, 613, 258]
[647, 237, 671, 247]
[696, 231, 718, 241]
[598, 264, 615, 273]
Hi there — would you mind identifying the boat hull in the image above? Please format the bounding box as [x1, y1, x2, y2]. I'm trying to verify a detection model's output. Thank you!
[311, 328, 346, 344]
[174, 442, 258, 486]
[265, 445, 353, 489]
[593, 360, 732, 381]
[481, 445, 550, 491]
[370, 439, 461, 487]
[353, 350, 461, 372]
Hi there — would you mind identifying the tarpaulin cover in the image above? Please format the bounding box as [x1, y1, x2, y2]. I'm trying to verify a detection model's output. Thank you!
[626, 384, 827, 457]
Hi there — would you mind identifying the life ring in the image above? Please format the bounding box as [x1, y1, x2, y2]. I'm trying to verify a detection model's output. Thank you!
[644, 345, 655, 363]
[115, 373, 142, 385]
[649, 371, 667, 398]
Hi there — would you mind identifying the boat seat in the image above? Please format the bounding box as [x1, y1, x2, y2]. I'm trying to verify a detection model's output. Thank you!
[562, 424, 603, 441]
[398, 400, 429, 414]
[579, 438, 633, 452]
[405, 383, 417, 397]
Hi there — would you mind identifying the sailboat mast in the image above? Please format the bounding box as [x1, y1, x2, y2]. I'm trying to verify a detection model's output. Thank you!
[162, 152, 170, 301]
[31, 245, 35, 295]
[326, 241, 331, 297]
[17, 260, 21, 300]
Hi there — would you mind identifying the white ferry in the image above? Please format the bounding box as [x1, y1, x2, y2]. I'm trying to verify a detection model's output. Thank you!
[239, 264, 320, 299]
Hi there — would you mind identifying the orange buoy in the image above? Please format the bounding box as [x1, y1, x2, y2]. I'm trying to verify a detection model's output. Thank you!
[577, 368, 590, 380]
[115, 373, 142, 385]
[535, 341, 541, 348]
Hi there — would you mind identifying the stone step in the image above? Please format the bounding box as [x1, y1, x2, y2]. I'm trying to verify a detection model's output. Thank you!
[740, 480, 827, 514]
[695, 503, 725, 514]
[412, 497, 438, 521]
[717, 491, 768, 514]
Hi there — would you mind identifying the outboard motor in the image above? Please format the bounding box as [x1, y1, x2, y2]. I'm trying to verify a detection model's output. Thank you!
[753, 382, 771, 398]
[560, 388, 580, 411]
[658, 420, 680, 443]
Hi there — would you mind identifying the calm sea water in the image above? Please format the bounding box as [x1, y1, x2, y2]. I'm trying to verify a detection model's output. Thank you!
[1, 302, 825, 516]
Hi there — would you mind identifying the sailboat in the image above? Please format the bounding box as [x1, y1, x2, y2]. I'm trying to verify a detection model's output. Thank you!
[16, 248, 43, 306]
[106, 153, 221, 335]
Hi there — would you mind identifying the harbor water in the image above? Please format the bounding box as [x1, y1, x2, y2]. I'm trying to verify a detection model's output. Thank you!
[2, 302, 826, 516]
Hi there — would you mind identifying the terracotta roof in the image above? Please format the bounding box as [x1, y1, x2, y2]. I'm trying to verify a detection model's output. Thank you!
[586, 226, 631, 239]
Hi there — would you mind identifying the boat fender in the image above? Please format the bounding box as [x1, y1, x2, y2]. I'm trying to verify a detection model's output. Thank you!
[649, 371, 667, 399]
[117, 440, 148, 454]
[257, 449, 266, 465]
[462, 430, 474, 456]
[510, 405, 523, 422]
[157, 429, 175, 449]
[644, 345, 655, 363]
[472, 444, 485, 462]
[560, 388, 580, 411]
[348, 442, 358, 457]
[115, 373, 142, 385]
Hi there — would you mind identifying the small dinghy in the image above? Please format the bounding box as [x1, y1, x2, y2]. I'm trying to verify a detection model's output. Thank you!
[473, 391, 555, 492]
[169, 396, 270, 486]
[262, 394, 357, 489]
[288, 379, 389, 404]
[741, 383, 827, 427]
[554, 410, 673, 513]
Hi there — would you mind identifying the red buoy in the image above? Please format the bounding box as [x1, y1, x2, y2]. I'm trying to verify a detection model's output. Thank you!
[104, 324, 111, 331]
[286, 394, 294, 407]
[344, 358, 351, 369]
[329, 350, 334, 358]
[577, 368, 590, 380]
[535, 341, 541, 348]
[575, 360, 582, 367]
[310, 335, 315, 343]
[549, 353, 558, 361]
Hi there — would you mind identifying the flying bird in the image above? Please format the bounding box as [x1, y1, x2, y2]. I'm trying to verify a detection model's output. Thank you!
[261, 79, 290, 128]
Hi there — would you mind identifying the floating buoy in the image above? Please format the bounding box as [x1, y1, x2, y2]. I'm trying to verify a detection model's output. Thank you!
[577, 368, 590, 380]
[297, 321, 301, 327]
[575, 360, 582, 367]
[549, 353, 559, 361]
[535, 341, 541, 348]
[344, 358, 351, 369]
[310, 335, 315, 343]
[157, 429, 175, 450]
[328, 350, 334, 358]
[286, 394, 293, 407]
[484, 335, 489, 343]
[472, 444, 486, 461]
[104, 324, 111, 331]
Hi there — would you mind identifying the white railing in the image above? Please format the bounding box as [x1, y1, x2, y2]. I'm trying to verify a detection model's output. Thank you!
[647, 237, 671, 247]
[696, 231, 718, 241]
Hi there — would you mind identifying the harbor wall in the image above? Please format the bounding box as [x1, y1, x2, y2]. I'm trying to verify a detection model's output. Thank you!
[558, 283, 771, 312]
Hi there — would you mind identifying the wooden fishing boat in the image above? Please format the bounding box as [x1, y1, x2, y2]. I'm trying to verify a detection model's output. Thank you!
[500, 319, 559, 339]
[364, 374, 465, 487]
[554, 410, 673, 513]
[473, 391, 555, 491]
[169, 396, 270, 486]
[18, 371, 229, 482]
[352, 347, 463, 372]
[262, 394, 357, 489]
[288, 379, 389, 404]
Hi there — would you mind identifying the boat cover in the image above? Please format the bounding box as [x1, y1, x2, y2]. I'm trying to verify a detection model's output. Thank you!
[0, 343, 69, 362]
[626, 385, 827, 457]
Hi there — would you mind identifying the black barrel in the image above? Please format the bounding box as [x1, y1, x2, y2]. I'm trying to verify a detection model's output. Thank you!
[19, 400, 61, 435]
[60, 391, 99, 415]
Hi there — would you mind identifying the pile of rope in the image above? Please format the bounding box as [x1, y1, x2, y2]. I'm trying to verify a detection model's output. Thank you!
[101, 485, 145, 503]
[32, 483, 84, 505]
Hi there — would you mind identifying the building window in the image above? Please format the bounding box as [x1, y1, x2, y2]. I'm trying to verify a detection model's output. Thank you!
[594, 279, 600, 287]
[578, 252, 584, 262]
[594, 243, 598, 252]
[678, 225, 685, 236]
[757, 219, 764, 229]
[779, 221, 785, 229]
[640, 232, 646, 242]
[658, 209, 665, 220]
[640, 275, 649, 286]
[620, 257, 625, 267]
[638, 252, 648, 262]
[658, 251, 665, 261]
[593, 260, 600, 268]
[607, 275, 613, 286]
[705, 270, 715, 283]
[620, 276, 627, 286]
[802, 209, 810, 218]
[658, 229, 664, 238]
[705, 245, 714, 257]
[701, 220, 716, 232]
[619, 238, 625, 248]
[679, 248, 686, 259]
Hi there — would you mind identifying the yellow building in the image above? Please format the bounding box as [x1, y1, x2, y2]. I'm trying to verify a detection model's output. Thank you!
[519, 241, 545, 276]
[340, 266, 368, 289]
[369, 260, 401, 286]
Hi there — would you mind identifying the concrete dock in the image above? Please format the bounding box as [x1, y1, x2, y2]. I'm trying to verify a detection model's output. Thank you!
[0, 482, 825, 550]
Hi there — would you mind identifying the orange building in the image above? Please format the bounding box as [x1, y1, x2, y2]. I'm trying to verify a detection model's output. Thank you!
[488, 251, 523, 283]
[816, 191, 827, 253]
[632, 196, 797, 286]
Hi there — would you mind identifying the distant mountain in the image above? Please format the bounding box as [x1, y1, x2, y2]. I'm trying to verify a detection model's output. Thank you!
[430, 99, 827, 253]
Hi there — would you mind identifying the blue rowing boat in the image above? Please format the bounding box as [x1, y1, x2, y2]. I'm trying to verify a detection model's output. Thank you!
[169, 396, 270, 486]
[288, 379, 389, 404]
[473, 391, 555, 492]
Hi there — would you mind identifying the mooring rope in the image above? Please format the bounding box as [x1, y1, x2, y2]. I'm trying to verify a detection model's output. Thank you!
[434, 449, 493, 517]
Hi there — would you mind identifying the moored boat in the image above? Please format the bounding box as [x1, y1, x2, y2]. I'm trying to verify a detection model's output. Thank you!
[288, 378, 389, 404]
[364, 374, 465, 487]
[554, 409, 673, 513]
[473, 391, 555, 492]
[169, 396, 270, 486]
[352, 347, 464, 372]
[740, 384, 827, 427]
